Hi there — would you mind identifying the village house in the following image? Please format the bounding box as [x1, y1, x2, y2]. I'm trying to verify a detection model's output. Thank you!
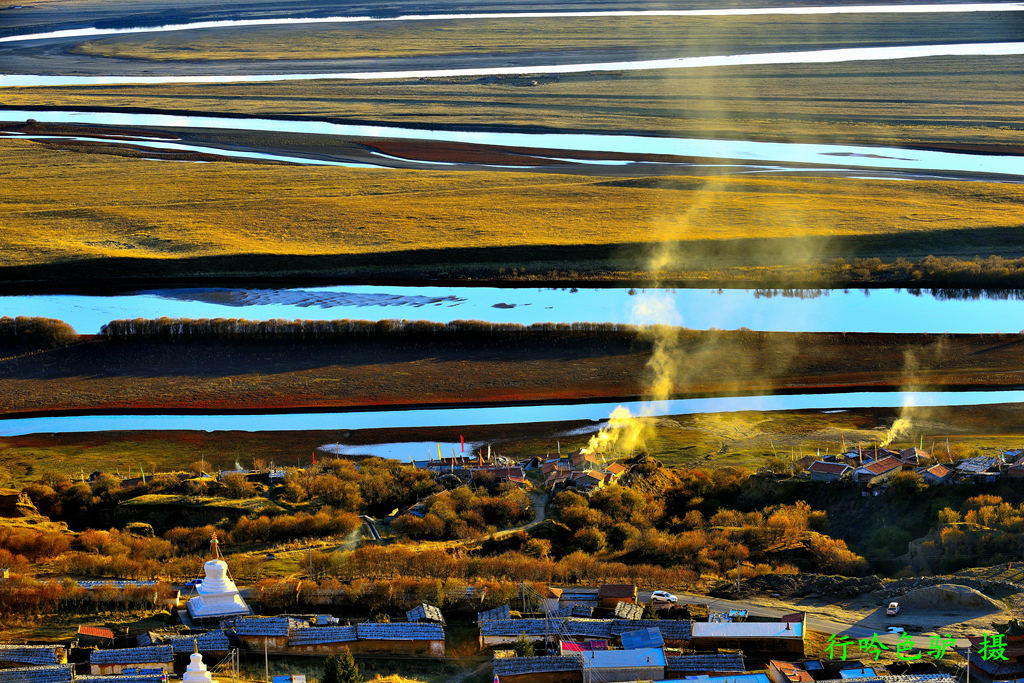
[571, 470, 606, 491]
[898, 448, 929, 466]
[230, 616, 302, 653]
[77, 627, 116, 648]
[137, 630, 231, 658]
[955, 456, 1001, 483]
[479, 617, 692, 649]
[806, 461, 852, 483]
[690, 621, 804, 655]
[0, 646, 67, 667]
[241, 618, 445, 658]
[471, 466, 528, 487]
[406, 603, 445, 625]
[78, 674, 165, 683]
[920, 464, 953, 485]
[853, 457, 903, 486]
[89, 646, 174, 676]
[493, 648, 667, 683]
[606, 463, 628, 482]
[965, 634, 1024, 683]
[665, 653, 746, 677]
[598, 584, 637, 609]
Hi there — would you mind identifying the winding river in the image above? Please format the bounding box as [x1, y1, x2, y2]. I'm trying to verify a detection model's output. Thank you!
[1, 390, 1022, 436]
[3, 109, 1022, 177]
[3, 42, 1024, 87]
[3, 3, 1023, 43]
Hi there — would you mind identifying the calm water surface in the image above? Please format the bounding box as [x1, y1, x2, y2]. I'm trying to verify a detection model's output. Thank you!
[1, 390, 1022, 436]
[5, 286, 1024, 334]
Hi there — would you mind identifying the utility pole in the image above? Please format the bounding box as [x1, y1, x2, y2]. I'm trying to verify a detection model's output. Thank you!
[736, 559, 741, 595]
[264, 638, 268, 683]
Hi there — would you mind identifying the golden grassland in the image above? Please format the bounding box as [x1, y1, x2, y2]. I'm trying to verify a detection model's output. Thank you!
[66, 13, 1011, 62]
[5, 56, 1022, 148]
[2, 139, 1022, 276]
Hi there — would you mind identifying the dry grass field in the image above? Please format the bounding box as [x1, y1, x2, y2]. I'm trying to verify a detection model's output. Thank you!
[5, 56, 1022, 149]
[1, 330, 1023, 415]
[67, 13, 1015, 62]
[3, 138, 1022, 284]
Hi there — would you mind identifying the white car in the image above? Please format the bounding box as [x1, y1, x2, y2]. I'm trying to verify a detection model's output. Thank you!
[651, 590, 678, 603]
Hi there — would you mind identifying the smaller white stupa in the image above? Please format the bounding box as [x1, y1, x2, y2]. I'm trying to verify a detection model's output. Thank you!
[187, 535, 251, 621]
[183, 646, 216, 683]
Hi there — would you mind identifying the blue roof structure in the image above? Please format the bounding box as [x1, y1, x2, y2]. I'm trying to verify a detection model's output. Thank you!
[355, 623, 444, 641]
[90, 647, 173, 665]
[621, 627, 664, 650]
[287, 627, 357, 646]
[0, 646, 64, 666]
[0, 666, 74, 683]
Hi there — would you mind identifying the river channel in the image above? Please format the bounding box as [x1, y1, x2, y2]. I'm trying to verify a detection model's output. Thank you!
[6, 286, 1024, 335]
[3, 109, 1023, 178]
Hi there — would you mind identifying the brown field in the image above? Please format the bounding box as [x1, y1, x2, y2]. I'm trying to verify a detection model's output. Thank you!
[0, 330, 1023, 416]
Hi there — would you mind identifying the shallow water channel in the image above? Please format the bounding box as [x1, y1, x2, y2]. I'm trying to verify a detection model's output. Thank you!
[1, 390, 1023, 437]
[3, 109, 1021, 177]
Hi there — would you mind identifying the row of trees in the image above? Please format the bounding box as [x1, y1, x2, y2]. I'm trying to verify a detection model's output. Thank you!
[99, 317, 648, 347]
[0, 316, 78, 348]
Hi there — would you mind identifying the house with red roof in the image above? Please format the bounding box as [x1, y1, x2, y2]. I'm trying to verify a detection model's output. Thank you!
[853, 456, 903, 486]
[921, 464, 953, 485]
[806, 461, 852, 482]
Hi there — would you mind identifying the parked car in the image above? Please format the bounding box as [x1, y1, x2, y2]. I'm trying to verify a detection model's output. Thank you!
[651, 590, 678, 603]
[184, 578, 203, 589]
[887, 626, 905, 635]
[886, 601, 901, 616]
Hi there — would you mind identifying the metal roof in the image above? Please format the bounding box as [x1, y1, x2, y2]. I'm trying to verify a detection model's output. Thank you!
[161, 631, 231, 653]
[355, 623, 444, 641]
[481, 618, 691, 640]
[692, 622, 803, 639]
[287, 627, 357, 646]
[78, 676, 165, 683]
[579, 647, 666, 669]
[614, 602, 644, 620]
[477, 605, 511, 622]
[0, 646, 64, 666]
[814, 676, 954, 683]
[664, 674, 771, 683]
[555, 605, 594, 618]
[230, 617, 299, 637]
[621, 627, 664, 649]
[406, 604, 445, 625]
[493, 656, 581, 676]
[90, 647, 173, 665]
[598, 584, 636, 598]
[956, 457, 999, 474]
[667, 653, 746, 673]
[0, 666, 74, 683]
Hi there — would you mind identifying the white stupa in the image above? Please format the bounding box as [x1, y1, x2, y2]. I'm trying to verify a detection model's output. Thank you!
[187, 535, 251, 621]
[183, 648, 216, 683]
